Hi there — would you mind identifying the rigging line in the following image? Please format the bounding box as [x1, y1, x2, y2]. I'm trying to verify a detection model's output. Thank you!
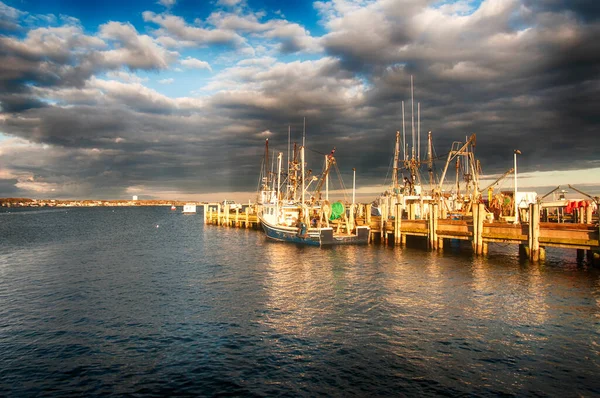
[333, 163, 350, 202]
[256, 157, 265, 193]
[306, 147, 329, 156]
[383, 154, 394, 188]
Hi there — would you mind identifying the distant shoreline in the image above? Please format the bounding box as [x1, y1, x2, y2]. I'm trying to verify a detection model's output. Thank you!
[0, 198, 204, 208]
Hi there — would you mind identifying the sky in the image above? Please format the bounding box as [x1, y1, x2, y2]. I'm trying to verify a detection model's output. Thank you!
[0, 0, 599, 202]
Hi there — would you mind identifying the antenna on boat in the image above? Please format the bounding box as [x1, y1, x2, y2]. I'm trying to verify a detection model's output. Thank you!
[427, 131, 434, 191]
[265, 138, 269, 189]
[301, 142, 305, 210]
[418, 102, 421, 163]
[302, 117, 306, 148]
[325, 155, 329, 201]
[393, 131, 400, 190]
[402, 101, 406, 161]
[287, 125, 291, 191]
[277, 153, 282, 202]
[352, 168, 356, 205]
[411, 75, 415, 161]
[271, 150, 275, 191]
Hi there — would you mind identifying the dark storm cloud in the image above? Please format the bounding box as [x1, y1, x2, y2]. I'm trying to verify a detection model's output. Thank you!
[0, 93, 46, 112]
[523, 0, 600, 22]
[1, 0, 599, 200]
[311, 0, 600, 180]
[0, 21, 176, 115]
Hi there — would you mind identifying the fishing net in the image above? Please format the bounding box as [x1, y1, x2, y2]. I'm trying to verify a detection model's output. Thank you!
[329, 201, 344, 220]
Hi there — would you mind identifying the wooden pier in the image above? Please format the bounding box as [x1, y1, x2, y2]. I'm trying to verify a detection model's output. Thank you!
[203, 203, 261, 229]
[203, 202, 599, 264]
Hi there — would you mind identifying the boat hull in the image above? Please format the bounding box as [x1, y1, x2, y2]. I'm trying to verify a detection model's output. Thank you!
[259, 215, 369, 246]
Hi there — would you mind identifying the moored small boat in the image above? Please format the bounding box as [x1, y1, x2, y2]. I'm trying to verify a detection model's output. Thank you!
[182, 203, 196, 214]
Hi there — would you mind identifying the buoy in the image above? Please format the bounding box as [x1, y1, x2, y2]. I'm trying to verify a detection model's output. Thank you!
[156, 224, 159, 228]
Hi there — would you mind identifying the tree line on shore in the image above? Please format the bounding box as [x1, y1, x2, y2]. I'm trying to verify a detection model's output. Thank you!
[0, 198, 203, 207]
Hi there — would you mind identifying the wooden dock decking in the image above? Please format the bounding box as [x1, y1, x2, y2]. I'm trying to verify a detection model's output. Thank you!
[203, 202, 600, 264]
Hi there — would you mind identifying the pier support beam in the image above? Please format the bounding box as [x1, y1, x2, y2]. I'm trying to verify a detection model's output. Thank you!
[245, 207, 250, 228]
[428, 203, 439, 250]
[203, 204, 208, 224]
[394, 203, 402, 245]
[477, 203, 484, 255]
[217, 204, 222, 226]
[380, 196, 388, 242]
[528, 203, 541, 262]
[586, 206, 593, 224]
[472, 203, 485, 255]
[225, 205, 230, 227]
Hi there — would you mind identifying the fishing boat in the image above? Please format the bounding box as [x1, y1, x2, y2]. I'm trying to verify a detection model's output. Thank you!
[257, 132, 369, 246]
[259, 202, 369, 246]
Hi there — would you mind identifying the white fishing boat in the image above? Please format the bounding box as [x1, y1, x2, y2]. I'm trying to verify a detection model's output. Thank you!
[256, 129, 369, 246]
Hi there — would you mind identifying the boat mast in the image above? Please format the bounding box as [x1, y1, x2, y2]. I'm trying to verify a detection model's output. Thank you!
[270, 150, 275, 191]
[302, 117, 306, 148]
[301, 144, 305, 208]
[292, 143, 298, 201]
[352, 167, 356, 205]
[427, 131, 434, 191]
[418, 102, 421, 163]
[411, 75, 415, 161]
[402, 101, 406, 162]
[325, 155, 329, 201]
[287, 125, 291, 196]
[313, 149, 335, 198]
[265, 138, 269, 189]
[393, 131, 400, 190]
[277, 152, 282, 201]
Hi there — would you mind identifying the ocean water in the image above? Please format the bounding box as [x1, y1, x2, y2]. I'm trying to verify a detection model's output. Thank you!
[0, 206, 599, 396]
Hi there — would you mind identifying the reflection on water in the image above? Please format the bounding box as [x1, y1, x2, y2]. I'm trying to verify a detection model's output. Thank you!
[0, 207, 599, 396]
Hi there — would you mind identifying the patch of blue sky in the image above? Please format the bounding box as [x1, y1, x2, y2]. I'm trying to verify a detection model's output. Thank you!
[246, 0, 327, 37]
[152, 72, 213, 98]
[432, 0, 483, 16]
[5, 0, 150, 31]
[276, 53, 325, 64]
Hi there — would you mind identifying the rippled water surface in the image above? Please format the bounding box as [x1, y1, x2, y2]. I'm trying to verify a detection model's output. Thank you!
[1, 206, 599, 396]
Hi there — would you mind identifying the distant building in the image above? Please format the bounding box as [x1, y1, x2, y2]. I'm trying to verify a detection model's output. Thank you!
[132, 195, 138, 201]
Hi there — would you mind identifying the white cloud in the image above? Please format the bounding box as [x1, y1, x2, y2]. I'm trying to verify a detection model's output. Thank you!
[180, 56, 212, 71]
[106, 70, 149, 83]
[158, 78, 174, 84]
[0, 25, 106, 62]
[99, 21, 178, 70]
[158, 0, 176, 7]
[207, 11, 322, 53]
[216, 0, 245, 7]
[142, 11, 245, 47]
[0, 1, 26, 31]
